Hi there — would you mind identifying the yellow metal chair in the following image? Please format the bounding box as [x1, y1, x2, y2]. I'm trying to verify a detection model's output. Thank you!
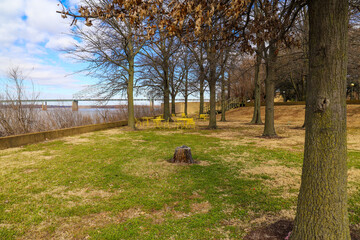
[199, 114, 209, 121]
[186, 118, 196, 129]
[135, 118, 142, 127]
[175, 119, 183, 129]
[153, 119, 162, 128]
[163, 119, 170, 129]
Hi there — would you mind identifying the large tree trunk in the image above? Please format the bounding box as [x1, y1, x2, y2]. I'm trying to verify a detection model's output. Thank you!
[208, 79, 217, 129]
[262, 45, 277, 137]
[250, 50, 263, 125]
[163, 62, 171, 121]
[208, 47, 217, 129]
[291, 0, 350, 239]
[127, 56, 135, 129]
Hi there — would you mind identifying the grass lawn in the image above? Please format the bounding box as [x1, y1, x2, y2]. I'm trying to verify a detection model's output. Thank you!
[1, 105, 360, 239]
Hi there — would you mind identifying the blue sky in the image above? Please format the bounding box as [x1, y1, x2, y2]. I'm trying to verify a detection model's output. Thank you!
[0, 0, 97, 99]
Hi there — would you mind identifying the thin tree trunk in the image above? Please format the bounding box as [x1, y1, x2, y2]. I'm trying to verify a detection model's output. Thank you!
[291, 0, 350, 239]
[171, 93, 176, 115]
[185, 73, 188, 116]
[250, 50, 263, 125]
[127, 56, 135, 129]
[262, 44, 277, 137]
[199, 71, 205, 115]
[220, 70, 226, 122]
[227, 71, 231, 100]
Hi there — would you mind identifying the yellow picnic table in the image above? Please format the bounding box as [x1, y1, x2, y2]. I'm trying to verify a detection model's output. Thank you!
[141, 116, 153, 126]
[152, 118, 164, 128]
[176, 118, 195, 128]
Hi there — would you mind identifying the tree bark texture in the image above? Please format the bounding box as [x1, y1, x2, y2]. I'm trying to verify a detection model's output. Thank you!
[250, 50, 263, 125]
[170, 145, 194, 164]
[163, 62, 171, 121]
[262, 44, 277, 137]
[291, 0, 350, 239]
[127, 55, 135, 129]
[227, 70, 231, 100]
[206, 43, 217, 129]
[220, 70, 226, 122]
[208, 79, 217, 129]
[171, 93, 176, 115]
[184, 75, 188, 116]
[199, 70, 205, 115]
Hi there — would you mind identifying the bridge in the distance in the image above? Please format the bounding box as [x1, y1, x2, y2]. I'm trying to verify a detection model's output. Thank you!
[0, 98, 208, 111]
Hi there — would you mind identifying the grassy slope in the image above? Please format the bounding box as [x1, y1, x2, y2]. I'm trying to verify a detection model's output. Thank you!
[0, 105, 360, 239]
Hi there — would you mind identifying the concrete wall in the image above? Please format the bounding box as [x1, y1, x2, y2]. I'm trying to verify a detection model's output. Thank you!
[0, 121, 128, 150]
[161, 102, 210, 115]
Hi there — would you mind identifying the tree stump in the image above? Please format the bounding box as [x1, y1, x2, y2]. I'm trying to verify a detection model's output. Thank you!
[170, 145, 195, 164]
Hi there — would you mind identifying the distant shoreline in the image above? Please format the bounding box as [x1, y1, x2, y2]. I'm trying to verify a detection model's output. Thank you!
[0, 104, 159, 109]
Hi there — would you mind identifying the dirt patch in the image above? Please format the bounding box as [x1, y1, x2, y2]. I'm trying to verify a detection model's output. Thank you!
[244, 219, 293, 240]
[190, 201, 211, 213]
[244, 220, 360, 240]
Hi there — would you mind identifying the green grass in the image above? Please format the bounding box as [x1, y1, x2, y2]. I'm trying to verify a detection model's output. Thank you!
[0, 128, 359, 239]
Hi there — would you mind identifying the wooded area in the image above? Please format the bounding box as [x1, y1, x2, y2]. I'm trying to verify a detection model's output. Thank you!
[58, 0, 360, 238]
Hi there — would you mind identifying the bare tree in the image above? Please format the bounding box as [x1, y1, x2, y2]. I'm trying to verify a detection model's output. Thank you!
[0, 66, 39, 136]
[65, 0, 146, 129]
[139, 34, 181, 120]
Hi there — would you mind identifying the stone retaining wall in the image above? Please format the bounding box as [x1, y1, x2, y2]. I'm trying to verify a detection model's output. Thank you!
[0, 120, 128, 149]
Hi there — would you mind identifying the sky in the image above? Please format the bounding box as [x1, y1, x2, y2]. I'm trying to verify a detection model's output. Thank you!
[0, 0, 97, 99]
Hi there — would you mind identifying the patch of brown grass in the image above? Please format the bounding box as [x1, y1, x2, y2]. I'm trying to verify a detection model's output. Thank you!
[20, 212, 120, 240]
[190, 201, 211, 213]
[120, 158, 178, 179]
[63, 136, 93, 145]
[242, 160, 301, 199]
[0, 150, 55, 174]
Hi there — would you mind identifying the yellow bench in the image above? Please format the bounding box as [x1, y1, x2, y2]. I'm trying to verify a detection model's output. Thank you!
[199, 114, 209, 121]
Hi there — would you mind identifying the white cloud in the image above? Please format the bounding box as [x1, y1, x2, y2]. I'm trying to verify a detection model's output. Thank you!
[0, 54, 85, 91]
[0, 0, 76, 46]
[45, 36, 78, 50]
[0, 0, 90, 98]
[0, 0, 24, 18]
[25, 0, 69, 35]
